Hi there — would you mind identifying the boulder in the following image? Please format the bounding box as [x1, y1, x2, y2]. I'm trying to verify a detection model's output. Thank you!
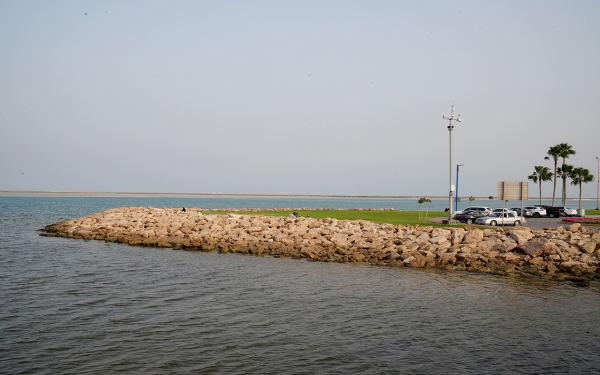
[527, 257, 548, 267]
[330, 233, 349, 247]
[546, 262, 558, 274]
[405, 254, 426, 268]
[436, 253, 456, 266]
[509, 230, 535, 245]
[579, 240, 598, 254]
[463, 230, 483, 244]
[497, 252, 524, 263]
[518, 237, 554, 258]
[568, 223, 581, 233]
[451, 229, 465, 245]
[431, 228, 451, 238]
[429, 236, 448, 244]
[492, 241, 518, 253]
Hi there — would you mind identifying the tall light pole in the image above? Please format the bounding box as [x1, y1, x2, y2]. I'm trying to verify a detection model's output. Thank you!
[443, 105, 461, 223]
[455, 163, 464, 212]
[596, 156, 600, 210]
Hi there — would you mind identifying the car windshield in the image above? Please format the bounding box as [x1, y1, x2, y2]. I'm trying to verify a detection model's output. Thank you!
[489, 213, 502, 217]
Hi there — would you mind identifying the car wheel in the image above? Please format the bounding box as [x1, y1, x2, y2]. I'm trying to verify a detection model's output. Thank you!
[548, 213, 555, 218]
[561, 212, 567, 217]
[466, 219, 473, 224]
[533, 213, 540, 218]
[514, 220, 521, 226]
[490, 220, 497, 226]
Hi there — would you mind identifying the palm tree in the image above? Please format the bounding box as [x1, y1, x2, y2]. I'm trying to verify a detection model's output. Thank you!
[557, 164, 574, 207]
[488, 195, 493, 207]
[569, 167, 595, 210]
[528, 166, 553, 205]
[418, 197, 426, 220]
[544, 145, 562, 206]
[424, 198, 432, 219]
[557, 143, 576, 206]
[469, 196, 475, 207]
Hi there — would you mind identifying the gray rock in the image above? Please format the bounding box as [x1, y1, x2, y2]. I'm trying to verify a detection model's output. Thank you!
[509, 230, 535, 245]
[463, 229, 483, 244]
[518, 237, 554, 258]
[451, 229, 465, 245]
[429, 236, 448, 244]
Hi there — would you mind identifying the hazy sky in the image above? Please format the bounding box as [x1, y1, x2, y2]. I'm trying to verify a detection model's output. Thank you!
[1, 0, 599, 197]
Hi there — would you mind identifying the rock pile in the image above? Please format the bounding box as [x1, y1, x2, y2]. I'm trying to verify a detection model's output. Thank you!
[41, 207, 600, 284]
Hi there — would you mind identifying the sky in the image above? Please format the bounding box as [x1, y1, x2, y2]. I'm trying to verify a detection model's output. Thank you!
[1, 0, 599, 197]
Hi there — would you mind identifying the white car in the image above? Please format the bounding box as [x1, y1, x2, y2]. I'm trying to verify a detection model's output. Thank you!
[492, 208, 518, 215]
[526, 206, 547, 218]
[562, 207, 577, 216]
[510, 208, 532, 217]
[475, 212, 524, 226]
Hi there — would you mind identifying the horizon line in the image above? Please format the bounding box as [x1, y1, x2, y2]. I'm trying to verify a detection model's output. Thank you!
[0, 190, 598, 200]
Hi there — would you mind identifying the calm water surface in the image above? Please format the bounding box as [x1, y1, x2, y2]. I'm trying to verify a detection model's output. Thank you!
[1, 196, 599, 374]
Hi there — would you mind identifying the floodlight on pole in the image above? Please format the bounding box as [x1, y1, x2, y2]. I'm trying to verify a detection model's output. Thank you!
[456, 163, 464, 212]
[442, 104, 461, 223]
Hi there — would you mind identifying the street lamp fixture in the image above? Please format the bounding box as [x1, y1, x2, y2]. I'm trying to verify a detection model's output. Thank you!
[442, 105, 461, 223]
[456, 163, 464, 212]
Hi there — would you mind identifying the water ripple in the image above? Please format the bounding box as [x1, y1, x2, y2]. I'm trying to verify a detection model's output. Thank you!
[2, 196, 600, 374]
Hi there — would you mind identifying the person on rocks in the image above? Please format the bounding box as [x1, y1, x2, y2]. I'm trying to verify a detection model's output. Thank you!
[182, 207, 186, 212]
[293, 211, 299, 218]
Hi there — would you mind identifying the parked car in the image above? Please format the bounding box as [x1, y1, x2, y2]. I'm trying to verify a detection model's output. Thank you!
[524, 206, 547, 218]
[562, 207, 578, 216]
[540, 206, 564, 218]
[454, 210, 489, 224]
[475, 212, 524, 226]
[510, 208, 532, 217]
[456, 206, 492, 215]
[492, 208, 518, 215]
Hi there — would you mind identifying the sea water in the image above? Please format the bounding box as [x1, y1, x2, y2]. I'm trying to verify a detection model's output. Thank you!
[1, 195, 599, 374]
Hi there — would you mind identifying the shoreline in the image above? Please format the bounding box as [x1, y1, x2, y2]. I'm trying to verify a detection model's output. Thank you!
[41, 206, 600, 286]
[1, 190, 598, 200]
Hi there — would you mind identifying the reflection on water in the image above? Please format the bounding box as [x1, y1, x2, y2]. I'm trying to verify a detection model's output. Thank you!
[1, 196, 600, 374]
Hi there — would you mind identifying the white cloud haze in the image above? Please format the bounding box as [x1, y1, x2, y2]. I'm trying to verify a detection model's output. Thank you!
[1, 0, 599, 197]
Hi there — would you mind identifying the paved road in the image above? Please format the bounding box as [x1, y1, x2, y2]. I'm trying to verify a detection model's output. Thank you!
[434, 216, 599, 231]
[520, 217, 575, 230]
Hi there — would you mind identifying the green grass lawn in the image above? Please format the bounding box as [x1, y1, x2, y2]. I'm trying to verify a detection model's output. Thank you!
[204, 209, 600, 227]
[210, 209, 453, 227]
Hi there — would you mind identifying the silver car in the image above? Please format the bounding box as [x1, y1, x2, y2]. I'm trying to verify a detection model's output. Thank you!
[492, 208, 518, 215]
[474, 212, 525, 226]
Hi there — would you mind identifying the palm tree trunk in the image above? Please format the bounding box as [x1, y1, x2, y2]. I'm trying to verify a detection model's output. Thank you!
[539, 181, 542, 205]
[562, 173, 567, 207]
[579, 182, 582, 210]
[552, 160, 557, 206]
[562, 158, 568, 207]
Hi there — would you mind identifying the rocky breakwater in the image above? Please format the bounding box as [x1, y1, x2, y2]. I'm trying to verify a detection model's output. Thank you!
[41, 207, 600, 285]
